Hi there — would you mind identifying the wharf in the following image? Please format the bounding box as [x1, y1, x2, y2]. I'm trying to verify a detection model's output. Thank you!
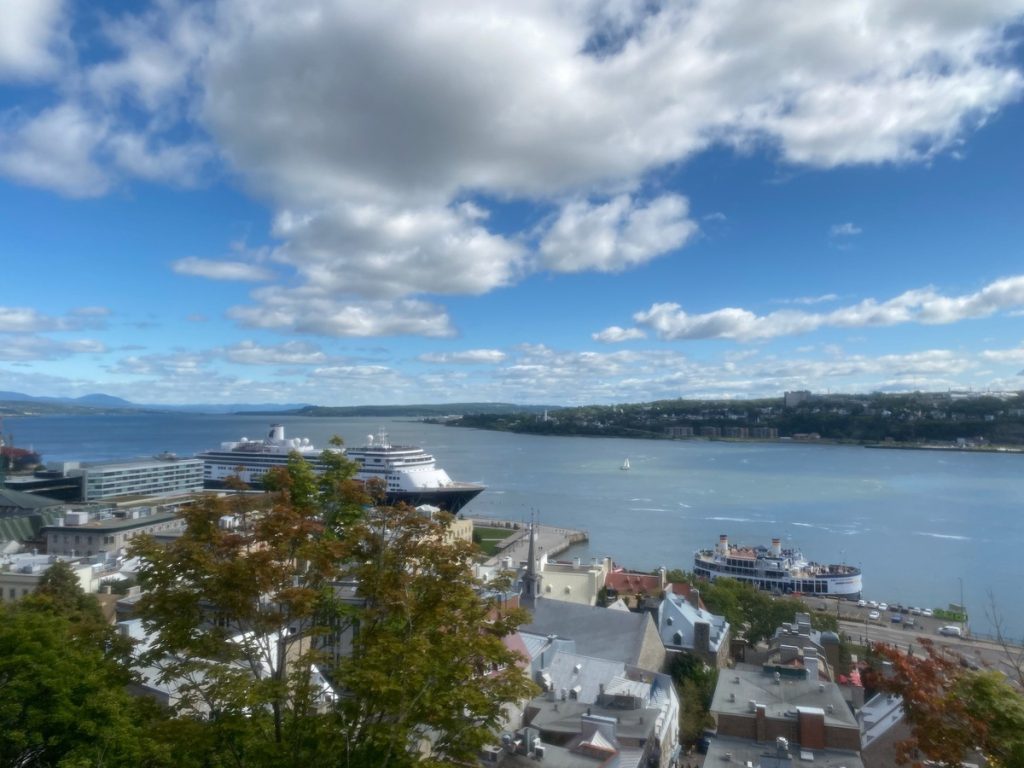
[469, 518, 588, 568]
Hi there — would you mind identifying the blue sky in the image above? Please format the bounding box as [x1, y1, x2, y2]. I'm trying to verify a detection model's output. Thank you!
[2, 1, 1024, 406]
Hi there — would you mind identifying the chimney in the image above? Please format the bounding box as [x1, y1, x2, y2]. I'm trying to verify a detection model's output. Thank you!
[694, 621, 711, 654]
[688, 587, 701, 610]
[804, 650, 819, 681]
[755, 704, 767, 742]
[798, 708, 826, 749]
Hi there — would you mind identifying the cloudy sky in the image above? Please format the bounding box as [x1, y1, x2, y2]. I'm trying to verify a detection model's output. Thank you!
[2, 0, 1024, 405]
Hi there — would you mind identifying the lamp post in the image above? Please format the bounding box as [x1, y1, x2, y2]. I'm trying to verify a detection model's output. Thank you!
[959, 577, 967, 637]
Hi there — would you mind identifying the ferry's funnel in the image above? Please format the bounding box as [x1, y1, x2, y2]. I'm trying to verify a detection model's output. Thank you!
[771, 537, 782, 556]
[269, 424, 285, 442]
[718, 534, 729, 555]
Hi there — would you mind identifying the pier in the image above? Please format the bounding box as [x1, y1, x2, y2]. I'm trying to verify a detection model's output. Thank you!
[469, 518, 588, 568]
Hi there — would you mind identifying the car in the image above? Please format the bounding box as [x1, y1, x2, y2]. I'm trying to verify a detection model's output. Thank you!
[922, 608, 933, 617]
[857, 599, 867, 607]
[938, 625, 962, 637]
[879, 602, 889, 611]
[868, 610, 881, 621]
[890, 613, 903, 623]
[903, 618, 917, 628]
[909, 606, 922, 615]
[868, 600, 879, 608]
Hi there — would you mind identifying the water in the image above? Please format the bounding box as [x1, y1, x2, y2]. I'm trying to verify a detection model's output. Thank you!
[7, 412, 1023, 638]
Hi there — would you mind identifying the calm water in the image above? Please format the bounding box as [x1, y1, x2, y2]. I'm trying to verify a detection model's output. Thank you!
[7, 413, 1024, 638]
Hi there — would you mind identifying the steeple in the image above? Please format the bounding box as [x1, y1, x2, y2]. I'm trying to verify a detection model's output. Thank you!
[521, 511, 541, 608]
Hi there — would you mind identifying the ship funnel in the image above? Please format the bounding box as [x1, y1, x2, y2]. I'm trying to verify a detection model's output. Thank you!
[771, 538, 782, 556]
[718, 534, 729, 555]
[269, 425, 285, 442]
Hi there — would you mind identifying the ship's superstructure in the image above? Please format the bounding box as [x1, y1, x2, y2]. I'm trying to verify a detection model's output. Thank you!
[693, 534, 862, 599]
[198, 425, 483, 512]
[344, 430, 484, 513]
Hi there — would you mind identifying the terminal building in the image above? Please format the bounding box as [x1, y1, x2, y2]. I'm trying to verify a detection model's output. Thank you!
[9, 455, 203, 503]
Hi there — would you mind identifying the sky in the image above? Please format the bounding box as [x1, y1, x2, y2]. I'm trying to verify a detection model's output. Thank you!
[2, 1, 1024, 406]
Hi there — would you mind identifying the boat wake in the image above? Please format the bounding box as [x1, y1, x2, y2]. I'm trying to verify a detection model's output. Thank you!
[916, 531, 970, 541]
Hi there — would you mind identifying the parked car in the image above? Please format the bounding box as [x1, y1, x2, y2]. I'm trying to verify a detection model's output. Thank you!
[909, 606, 922, 615]
[857, 599, 867, 608]
[869, 610, 881, 621]
[890, 613, 903, 623]
[879, 602, 889, 611]
[938, 625, 962, 637]
[868, 600, 879, 608]
[922, 608, 933, 617]
[903, 618, 917, 628]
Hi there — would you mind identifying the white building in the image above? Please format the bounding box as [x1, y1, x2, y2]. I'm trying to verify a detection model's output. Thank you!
[54, 456, 203, 502]
[0, 551, 95, 602]
[656, 583, 730, 667]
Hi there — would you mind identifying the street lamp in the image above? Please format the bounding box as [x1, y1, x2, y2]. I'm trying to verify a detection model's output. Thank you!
[958, 577, 967, 636]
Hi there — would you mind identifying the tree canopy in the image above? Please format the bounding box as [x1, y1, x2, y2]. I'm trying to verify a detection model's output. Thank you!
[130, 447, 534, 767]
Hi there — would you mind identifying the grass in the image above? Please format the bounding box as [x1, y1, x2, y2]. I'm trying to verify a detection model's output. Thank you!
[473, 525, 518, 557]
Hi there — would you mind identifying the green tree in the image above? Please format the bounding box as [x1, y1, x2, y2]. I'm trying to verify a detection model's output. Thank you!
[332, 503, 537, 766]
[133, 449, 534, 767]
[0, 599, 168, 767]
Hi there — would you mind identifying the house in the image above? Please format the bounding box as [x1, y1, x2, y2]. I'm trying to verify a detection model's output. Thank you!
[520, 598, 666, 671]
[710, 664, 861, 753]
[656, 583, 730, 668]
[0, 551, 95, 603]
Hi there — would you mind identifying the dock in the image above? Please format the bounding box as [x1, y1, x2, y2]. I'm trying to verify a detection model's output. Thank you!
[469, 518, 588, 568]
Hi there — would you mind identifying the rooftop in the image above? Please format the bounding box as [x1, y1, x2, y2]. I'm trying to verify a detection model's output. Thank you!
[711, 664, 857, 730]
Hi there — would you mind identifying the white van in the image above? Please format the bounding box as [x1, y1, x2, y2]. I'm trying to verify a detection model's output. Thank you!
[938, 625, 962, 637]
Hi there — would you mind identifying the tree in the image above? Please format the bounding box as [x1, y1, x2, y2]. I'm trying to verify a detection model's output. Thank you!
[0, 595, 169, 767]
[132, 449, 534, 767]
[870, 639, 1024, 767]
[332, 503, 537, 766]
[131, 456, 358, 766]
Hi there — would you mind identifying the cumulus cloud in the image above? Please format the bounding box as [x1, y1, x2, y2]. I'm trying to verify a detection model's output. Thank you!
[0, 0, 65, 80]
[592, 326, 647, 343]
[539, 194, 697, 272]
[5, 1, 1024, 336]
[173, 256, 273, 282]
[418, 349, 507, 364]
[0, 336, 106, 362]
[228, 291, 455, 338]
[830, 222, 862, 236]
[0, 306, 109, 333]
[223, 340, 327, 365]
[629, 275, 1024, 341]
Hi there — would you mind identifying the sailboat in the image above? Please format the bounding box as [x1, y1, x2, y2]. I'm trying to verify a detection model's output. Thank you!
[621, 458, 630, 471]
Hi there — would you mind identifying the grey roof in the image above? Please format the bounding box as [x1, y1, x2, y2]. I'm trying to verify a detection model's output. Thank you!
[528, 697, 660, 742]
[520, 598, 656, 666]
[0, 485, 64, 511]
[705, 736, 864, 768]
[712, 664, 857, 730]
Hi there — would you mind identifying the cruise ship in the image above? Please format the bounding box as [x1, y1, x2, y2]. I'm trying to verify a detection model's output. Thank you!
[197, 425, 484, 513]
[693, 534, 862, 599]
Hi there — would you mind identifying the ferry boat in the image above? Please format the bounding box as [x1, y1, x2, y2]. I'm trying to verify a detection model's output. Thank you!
[693, 534, 862, 599]
[197, 425, 484, 512]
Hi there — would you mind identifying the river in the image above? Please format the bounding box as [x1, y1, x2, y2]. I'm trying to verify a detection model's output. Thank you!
[6, 412, 1023, 638]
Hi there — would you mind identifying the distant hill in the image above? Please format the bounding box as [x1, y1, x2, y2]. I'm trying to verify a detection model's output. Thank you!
[0, 392, 552, 418]
[284, 405, 557, 417]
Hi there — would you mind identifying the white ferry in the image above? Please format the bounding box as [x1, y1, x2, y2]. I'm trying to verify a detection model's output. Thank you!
[693, 534, 862, 599]
[198, 425, 484, 513]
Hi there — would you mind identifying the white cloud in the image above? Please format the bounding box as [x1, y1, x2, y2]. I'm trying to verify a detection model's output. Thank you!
[0, 335, 106, 362]
[539, 194, 697, 272]
[173, 256, 273, 282]
[228, 292, 455, 338]
[0, 104, 110, 197]
[224, 340, 327, 366]
[630, 275, 1024, 341]
[830, 222, 862, 236]
[781, 294, 840, 306]
[0, 0, 65, 80]
[0, 306, 109, 333]
[4, 1, 1024, 336]
[419, 349, 507, 364]
[592, 326, 647, 343]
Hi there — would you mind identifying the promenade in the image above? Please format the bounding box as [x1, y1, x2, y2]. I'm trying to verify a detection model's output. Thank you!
[469, 518, 587, 568]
